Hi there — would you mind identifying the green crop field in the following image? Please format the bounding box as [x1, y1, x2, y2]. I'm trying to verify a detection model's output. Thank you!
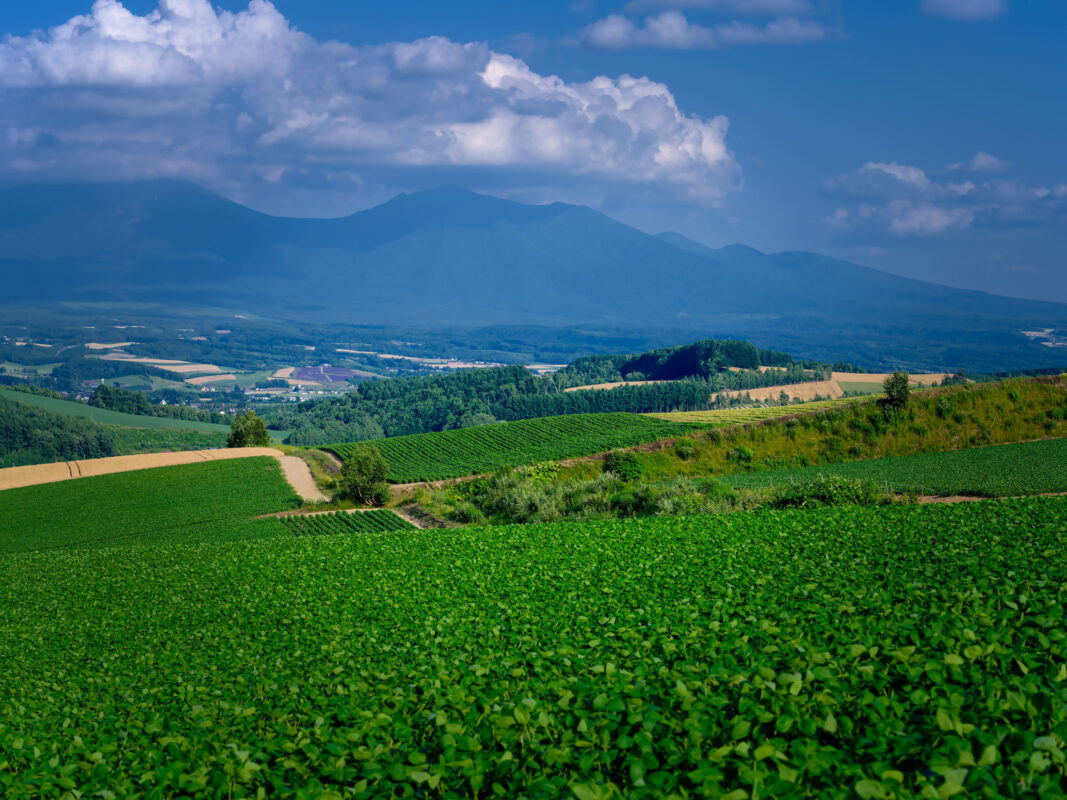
[0, 387, 231, 433]
[1, 498, 1065, 797]
[647, 396, 867, 426]
[720, 436, 1067, 497]
[280, 509, 415, 535]
[0, 457, 298, 553]
[322, 413, 697, 482]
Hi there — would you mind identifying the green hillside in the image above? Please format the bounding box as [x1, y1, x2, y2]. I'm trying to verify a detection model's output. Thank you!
[0, 457, 297, 553]
[0, 387, 231, 433]
[1, 498, 1064, 796]
[321, 413, 699, 482]
[720, 437, 1067, 497]
[606, 377, 1067, 482]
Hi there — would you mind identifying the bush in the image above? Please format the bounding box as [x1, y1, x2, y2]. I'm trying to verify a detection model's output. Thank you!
[771, 475, 889, 509]
[603, 451, 643, 482]
[673, 437, 696, 460]
[726, 445, 753, 465]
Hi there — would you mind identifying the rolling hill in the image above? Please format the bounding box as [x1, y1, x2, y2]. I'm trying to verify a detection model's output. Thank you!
[1, 180, 1065, 370]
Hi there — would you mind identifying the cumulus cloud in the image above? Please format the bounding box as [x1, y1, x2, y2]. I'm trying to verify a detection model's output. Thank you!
[825, 155, 1066, 237]
[946, 151, 1011, 173]
[921, 0, 1006, 21]
[583, 11, 827, 48]
[0, 0, 741, 208]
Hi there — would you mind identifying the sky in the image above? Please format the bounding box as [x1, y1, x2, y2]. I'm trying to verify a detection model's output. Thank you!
[1, 0, 1065, 302]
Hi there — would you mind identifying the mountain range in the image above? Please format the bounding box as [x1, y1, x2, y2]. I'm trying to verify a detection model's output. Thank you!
[1, 179, 1064, 371]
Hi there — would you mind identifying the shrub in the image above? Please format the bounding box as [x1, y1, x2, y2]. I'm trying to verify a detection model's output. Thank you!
[674, 437, 696, 460]
[771, 475, 889, 509]
[726, 445, 753, 465]
[603, 451, 643, 482]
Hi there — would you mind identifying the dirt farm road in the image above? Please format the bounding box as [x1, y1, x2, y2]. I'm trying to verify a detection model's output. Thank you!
[0, 448, 328, 502]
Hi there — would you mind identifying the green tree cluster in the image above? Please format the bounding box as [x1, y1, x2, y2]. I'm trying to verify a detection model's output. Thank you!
[335, 445, 390, 506]
[227, 410, 270, 448]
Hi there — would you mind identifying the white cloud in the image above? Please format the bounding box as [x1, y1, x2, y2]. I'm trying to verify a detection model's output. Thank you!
[0, 0, 741, 206]
[968, 151, 1010, 172]
[582, 11, 827, 48]
[921, 0, 1006, 21]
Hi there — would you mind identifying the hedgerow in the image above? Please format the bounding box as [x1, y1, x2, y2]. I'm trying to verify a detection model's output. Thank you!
[1, 498, 1065, 797]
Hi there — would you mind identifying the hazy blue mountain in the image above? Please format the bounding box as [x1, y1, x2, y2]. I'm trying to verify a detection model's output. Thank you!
[1, 180, 1064, 370]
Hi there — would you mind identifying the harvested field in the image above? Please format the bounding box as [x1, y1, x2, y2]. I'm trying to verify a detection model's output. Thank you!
[272, 367, 295, 378]
[0, 448, 282, 492]
[714, 380, 843, 403]
[286, 378, 320, 386]
[185, 374, 237, 385]
[98, 354, 189, 364]
[831, 371, 951, 387]
[83, 342, 134, 350]
[155, 363, 223, 374]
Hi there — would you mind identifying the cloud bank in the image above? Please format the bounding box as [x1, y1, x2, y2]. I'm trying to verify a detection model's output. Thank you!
[583, 11, 827, 49]
[0, 0, 740, 209]
[825, 155, 1067, 236]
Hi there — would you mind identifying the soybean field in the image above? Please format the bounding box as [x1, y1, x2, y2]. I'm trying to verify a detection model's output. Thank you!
[721, 436, 1067, 497]
[322, 413, 697, 482]
[280, 510, 415, 535]
[1, 498, 1064, 797]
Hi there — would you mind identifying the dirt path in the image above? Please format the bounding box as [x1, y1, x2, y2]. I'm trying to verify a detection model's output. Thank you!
[277, 456, 330, 503]
[917, 491, 1067, 504]
[0, 447, 328, 503]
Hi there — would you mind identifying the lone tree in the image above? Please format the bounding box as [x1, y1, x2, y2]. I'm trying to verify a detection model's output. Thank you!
[227, 410, 270, 448]
[882, 371, 911, 410]
[336, 444, 390, 506]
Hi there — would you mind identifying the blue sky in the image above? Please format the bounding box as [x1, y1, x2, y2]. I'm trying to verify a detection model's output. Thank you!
[2, 0, 1065, 301]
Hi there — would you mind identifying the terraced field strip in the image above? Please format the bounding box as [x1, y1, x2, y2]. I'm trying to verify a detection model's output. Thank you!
[279, 509, 415, 535]
[720, 436, 1067, 497]
[647, 395, 868, 426]
[2, 498, 1064, 796]
[0, 457, 299, 553]
[0, 448, 325, 503]
[321, 413, 699, 482]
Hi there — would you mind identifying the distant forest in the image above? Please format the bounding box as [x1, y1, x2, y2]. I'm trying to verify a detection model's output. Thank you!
[268, 338, 831, 446]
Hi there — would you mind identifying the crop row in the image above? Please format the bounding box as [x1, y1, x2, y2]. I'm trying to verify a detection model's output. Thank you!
[280, 510, 415, 535]
[721, 435, 1067, 496]
[1, 498, 1065, 797]
[321, 413, 696, 482]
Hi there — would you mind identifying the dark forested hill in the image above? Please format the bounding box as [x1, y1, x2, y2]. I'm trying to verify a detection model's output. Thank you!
[1, 180, 1065, 370]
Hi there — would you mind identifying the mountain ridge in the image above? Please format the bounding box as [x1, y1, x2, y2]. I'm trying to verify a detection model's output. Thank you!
[1, 179, 1064, 371]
